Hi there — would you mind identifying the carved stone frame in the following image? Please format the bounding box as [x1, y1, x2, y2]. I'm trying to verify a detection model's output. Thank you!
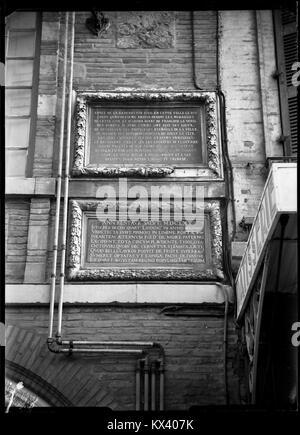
[67, 199, 224, 281]
[72, 91, 222, 178]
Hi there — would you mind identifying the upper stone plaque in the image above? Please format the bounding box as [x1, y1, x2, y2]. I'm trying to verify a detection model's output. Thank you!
[72, 91, 222, 178]
[89, 106, 204, 166]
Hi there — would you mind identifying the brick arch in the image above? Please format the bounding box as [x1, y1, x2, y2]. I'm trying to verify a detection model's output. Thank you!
[5, 324, 120, 408]
[6, 360, 72, 406]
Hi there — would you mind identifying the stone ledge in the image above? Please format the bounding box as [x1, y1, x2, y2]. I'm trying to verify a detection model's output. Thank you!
[6, 283, 234, 304]
[5, 178, 56, 196]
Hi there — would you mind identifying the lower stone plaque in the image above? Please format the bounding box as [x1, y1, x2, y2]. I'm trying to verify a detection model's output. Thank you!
[67, 200, 223, 281]
[85, 219, 207, 266]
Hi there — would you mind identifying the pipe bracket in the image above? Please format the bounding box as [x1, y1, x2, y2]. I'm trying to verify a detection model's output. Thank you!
[68, 340, 74, 356]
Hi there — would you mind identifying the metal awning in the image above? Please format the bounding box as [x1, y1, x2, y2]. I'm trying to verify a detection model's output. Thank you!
[235, 162, 297, 322]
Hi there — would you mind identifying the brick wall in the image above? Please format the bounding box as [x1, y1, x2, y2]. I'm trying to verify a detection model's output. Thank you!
[5, 10, 276, 408]
[5, 198, 52, 284]
[6, 306, 241, 409]
[218, 10, 281, 251]
[5, 200, 30, 283]
[73, 11, 217, 90]
[33, 11, 61, 177]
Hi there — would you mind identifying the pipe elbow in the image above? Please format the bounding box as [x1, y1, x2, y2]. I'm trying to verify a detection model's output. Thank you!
[153, 342, 165, 360]
[47, 338, 61, 354]
[215, 282, 229, 305]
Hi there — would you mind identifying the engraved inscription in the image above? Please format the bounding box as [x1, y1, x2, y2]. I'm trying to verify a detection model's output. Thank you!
[88, 107, 203, 166]
[85, 218, 209, 266]
[68, 199, 223, 281]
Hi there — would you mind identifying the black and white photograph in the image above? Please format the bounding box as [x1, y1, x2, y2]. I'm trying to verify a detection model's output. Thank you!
[1, 0, 299, 428]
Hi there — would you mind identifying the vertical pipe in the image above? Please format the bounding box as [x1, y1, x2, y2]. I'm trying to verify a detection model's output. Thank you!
[159, 359, 164, 411]
[143, 357, 149, 411]
[135, 359, 141, 411]
[56, 11, 75, 338]
[190, 10, 203, 90]
[151, 361, 156, 411]
[48, 12, 69, 339]
[223, 288, 229, 405]
[216, 282, 229, 405]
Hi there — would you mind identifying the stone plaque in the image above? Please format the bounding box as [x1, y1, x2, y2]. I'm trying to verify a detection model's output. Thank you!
[67, 199, 223, 281]
[73, 91, 222, 178]
[88, 106, 204, 166]
[85, 218, 207, 266]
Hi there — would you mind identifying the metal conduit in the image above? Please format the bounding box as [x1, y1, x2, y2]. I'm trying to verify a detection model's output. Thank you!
[143, 357, 149, 410]
[48, 12, 69, 339]
[60, 348, 144, 354]
[57, 11, 75, 339]
[151, 361, 156, 411]
[159, 359, 165, 411]
[135, 360, 142, 410]
[190, 10, 203, 90]
[216, 283, 229, 405]
[61, 340, 156, 347]
[135, 358, 165, 411]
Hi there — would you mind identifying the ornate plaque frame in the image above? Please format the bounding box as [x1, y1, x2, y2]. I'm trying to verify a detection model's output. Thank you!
[72, 91, 222, 178]
[67, 199, 224, 281]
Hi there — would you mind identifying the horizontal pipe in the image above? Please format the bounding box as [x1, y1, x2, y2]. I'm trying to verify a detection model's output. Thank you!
[59, 348, 144, 354]
[162, 312, 225, 317]
[61, 340, 155, 346]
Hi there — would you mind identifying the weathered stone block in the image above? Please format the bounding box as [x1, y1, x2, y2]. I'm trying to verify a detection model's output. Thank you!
[39, 55, 58, 78]
[117, 12, 175, 49]
[37, 95, 56, 116]
[24, 262, 46, 283]
[41, 21, 60, 41]
[27, 226, 48, 250]
[231, 241, 247, 258]
[34, 136, 54, 159]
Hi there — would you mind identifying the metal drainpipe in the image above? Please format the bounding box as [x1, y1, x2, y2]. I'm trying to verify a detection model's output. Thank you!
[190, 10, 203, 90]
[48, 12, 69, 341]
[48, 339, 166, 408]
[60, 340, 156, 346]
[151, 361, 156, 410]
[136, 359, 142, 410]
[158, 358, 165, 410]
[56, 11, 75, 339]
[216, 282, 229, 405]
[48, 340, 161, 355]
[216, 39, 238, 315]
[60, 348, 144, 355]
[216, 11, 237, 243]
[153, 344, 165, 411]
[143, 357, 149, 410]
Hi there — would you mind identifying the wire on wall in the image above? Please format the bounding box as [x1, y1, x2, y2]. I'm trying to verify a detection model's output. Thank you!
[191, 11, 203, 90]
